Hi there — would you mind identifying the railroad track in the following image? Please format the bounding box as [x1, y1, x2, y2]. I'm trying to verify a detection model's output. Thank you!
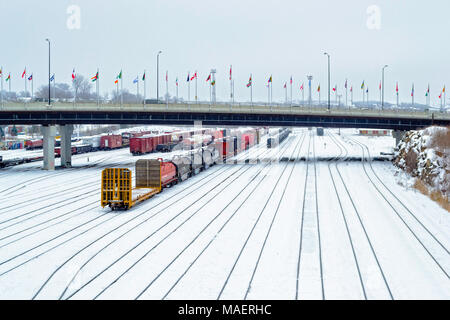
[0, 137, 272, 263]
[324, 132, 367, 299]
[327, 132, 394, 299]
[215, 133, 306, 300]
[140, 131, 306, 300]
[346, 136, 449, 279]
[0, 163, 240, 280]
[29, 136, 279, 299]
[58, 135, 295, 300]
[295, 131, 325, 299]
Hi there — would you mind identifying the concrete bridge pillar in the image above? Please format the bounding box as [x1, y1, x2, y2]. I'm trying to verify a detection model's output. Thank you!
[59, 125, 74, 168]
[42, 125, 56, 170]
[392, 130, 406, 146]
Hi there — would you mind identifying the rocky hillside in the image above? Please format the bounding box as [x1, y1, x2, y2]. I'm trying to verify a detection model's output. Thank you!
[394, 126, 449, 210]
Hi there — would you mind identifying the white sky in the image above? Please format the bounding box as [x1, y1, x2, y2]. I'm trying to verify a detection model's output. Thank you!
[0, 0, 449, 105]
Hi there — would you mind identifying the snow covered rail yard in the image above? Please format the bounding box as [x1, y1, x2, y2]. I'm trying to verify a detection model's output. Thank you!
[0, 129, 448, 300]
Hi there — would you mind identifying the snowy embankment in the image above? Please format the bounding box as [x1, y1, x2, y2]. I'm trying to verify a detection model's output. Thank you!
[394, 126, 449, 211]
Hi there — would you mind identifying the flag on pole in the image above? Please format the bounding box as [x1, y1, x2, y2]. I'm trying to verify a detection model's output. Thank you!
[283, 83, 287, 89]
[116, 70, 122, 80]
[166, 71, 168, 82]
[211, 80, 216, 86]
[72, 69, 76, 81]
[379, 81, 382, 91]
[114, 79, 119, 84]
[290, 76, 293, 85]
[332, 86, 336, 92]
[229, 65, 232, 80]
[0, 68, 2, 77]
[396, 82, 399, 93]
[91, 71, 99, 82]
[345, 79, 347, 89]
[50, 74, 55, 82]
[28, 74, 33, 81]
[268, 75, 272, 83]
[246, 75, 252, 87]
[22, 69, 26, 78]
[300, 83, 304, 91]
[142, 72, 146, 81]
[443, 86, 446, 93]
[411, 84, 414, 97]
[133, 77, 138, 84]
[6, 74, 10, 82]
[317, 84, 321, 92]
[187, 72, 190, 82]
[206, 74, 211, 82]
[425, 85, 430, 96]
[190, 72, 196, 81]
[176, 77, 178, 86]
[366, 87, 369, 93]
[350, 86, 353, 92]
[361, 81, 365, 89]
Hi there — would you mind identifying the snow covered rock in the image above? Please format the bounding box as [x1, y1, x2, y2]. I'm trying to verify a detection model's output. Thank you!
[394, 126, 449, 201]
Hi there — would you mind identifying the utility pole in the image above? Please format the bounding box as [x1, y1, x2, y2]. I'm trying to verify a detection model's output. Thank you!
[382, 65, 388, 110]
[324, 52, 331, 110]
[156, 50, 162, 103]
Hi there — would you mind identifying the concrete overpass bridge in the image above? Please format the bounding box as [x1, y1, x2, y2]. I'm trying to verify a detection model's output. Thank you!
[1, 102, 449, 170]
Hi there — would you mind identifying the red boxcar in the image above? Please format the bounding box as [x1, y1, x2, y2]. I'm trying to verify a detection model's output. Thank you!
[130, 135, 156, 155]
[100, 135, 122, 150]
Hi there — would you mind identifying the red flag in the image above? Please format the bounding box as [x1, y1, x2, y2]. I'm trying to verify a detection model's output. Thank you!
[21, 69, 26, 78]
[350, 86, 353, 92]
[396, 82, 399, 93]
[72, 68, 76, 80]
[190, 72, 197, 81]
[379, 82, 382, 90]
[206, 74, 211, 81]
[300, 83, 304, 91]
[290, 76, 292, 85]
[229, 65, 232, 80]
[332, 87, 336, 92]
[283, 83, 287, 89]
[166, 71, 168, 82]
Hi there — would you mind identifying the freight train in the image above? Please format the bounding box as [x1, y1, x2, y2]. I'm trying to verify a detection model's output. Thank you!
[101, 127, 265, 210]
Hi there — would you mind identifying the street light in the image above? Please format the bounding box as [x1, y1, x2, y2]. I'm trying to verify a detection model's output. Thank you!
[45, 38, 51, 106]
[157, 50, 162, 103]
[324, 52, 331, 110]
[382, 65, 388, 110]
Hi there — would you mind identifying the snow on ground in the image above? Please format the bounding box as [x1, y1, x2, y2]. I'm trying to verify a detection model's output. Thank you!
[0, 128, 448, 300]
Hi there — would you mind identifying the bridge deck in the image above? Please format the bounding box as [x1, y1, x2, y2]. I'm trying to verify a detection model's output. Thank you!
[0, 102, 449, 130]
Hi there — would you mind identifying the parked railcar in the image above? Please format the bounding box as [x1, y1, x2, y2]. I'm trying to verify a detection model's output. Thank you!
[202, 145, 220, 169]
[171, 154, 192, 182]
[100, 134, 123, 150]
[25, 139, 44, 150]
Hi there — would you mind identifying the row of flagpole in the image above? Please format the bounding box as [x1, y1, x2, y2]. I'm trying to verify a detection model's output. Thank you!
[0, 66, 448, 109]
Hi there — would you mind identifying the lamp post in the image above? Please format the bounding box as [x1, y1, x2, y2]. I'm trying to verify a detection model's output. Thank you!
[45, 38, 51, 106]
[324, 52, 330, 110]
[156, 50, 162, 103]
[382, 65, 388, 110]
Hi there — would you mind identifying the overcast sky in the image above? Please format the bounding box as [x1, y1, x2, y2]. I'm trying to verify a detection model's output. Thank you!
[0, 0, 449, 105]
